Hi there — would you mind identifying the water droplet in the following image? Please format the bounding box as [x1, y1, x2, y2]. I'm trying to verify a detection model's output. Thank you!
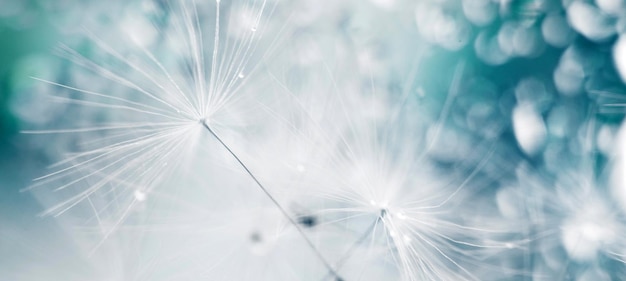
[238, 72, 245, 79]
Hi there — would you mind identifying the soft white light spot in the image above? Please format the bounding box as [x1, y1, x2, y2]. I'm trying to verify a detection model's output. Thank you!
[499, 23, 543, 57]
[403, 235, 411, 243]
[542, 13, 576, 48]
[613, 35, 626, 83]
[369, 0, 395, 9]
[513, 104, 547, 156]
[435, 16, 471, 51]
[611, 121, 626, 212]
[475, 30, 510, 65]
[134, 190, 147, 202]
[515, 78, 547, 105]
[561, 202, 617, 262]
[554, 49, 585, 96]
[415, 3, 470, 51]
[596, 0, 624, 15]
[597, 125, 615, 154]
[496, 187, 524, 219]
[567, 1, 616, 42]
[121, 14, 157, 47]
[562, 220, 614, 261]
[396, 212, 406, 220]
[513, 27, 543, 57]
[463, 0, 496, 26]
[296, 164, 305, 173]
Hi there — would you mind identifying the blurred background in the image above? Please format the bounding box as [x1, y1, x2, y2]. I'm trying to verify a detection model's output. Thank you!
[0, 0, 58, 221]
[4, 0, 626, 279]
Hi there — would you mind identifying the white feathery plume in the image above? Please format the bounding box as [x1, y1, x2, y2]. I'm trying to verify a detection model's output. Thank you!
[24, 0, 285, 242]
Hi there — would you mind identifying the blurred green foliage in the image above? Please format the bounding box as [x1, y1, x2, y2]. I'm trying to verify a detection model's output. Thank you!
[0, 1, 57, 140]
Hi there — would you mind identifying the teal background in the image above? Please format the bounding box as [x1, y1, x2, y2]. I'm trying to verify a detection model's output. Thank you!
[0, 1, 58, 221]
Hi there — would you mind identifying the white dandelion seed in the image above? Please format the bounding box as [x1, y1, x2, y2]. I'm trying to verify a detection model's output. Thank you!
[23, 0, 287, 242]
[241, 61, 518, 281]
[22, 0, 355, 277]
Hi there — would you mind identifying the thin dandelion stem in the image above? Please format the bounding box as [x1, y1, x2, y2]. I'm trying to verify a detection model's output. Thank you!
[201, 121, 339, 278]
